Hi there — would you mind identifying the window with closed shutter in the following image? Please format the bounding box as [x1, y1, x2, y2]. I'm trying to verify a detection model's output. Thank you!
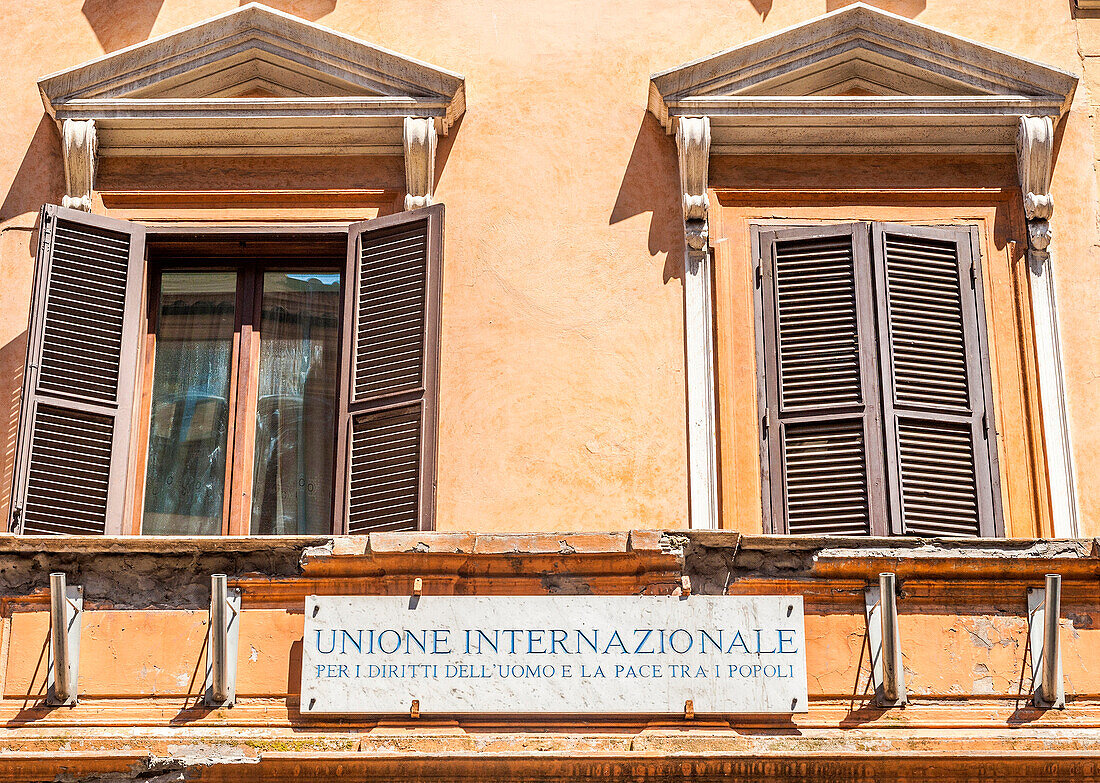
[756, 222, 1002, 538]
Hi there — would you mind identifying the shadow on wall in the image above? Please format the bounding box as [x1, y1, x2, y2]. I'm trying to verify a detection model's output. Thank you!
[748, 0, 774, 19]
[610, 113, 684, 285]
[432, 114, 463, 196]
[1, 116, 64, 224]
[81, 0, 336, 54]
[0, 331, 27, 527]
[239, 0, 337, 20]
[825, 0, 926, 13]
[81, 0, 166, 53]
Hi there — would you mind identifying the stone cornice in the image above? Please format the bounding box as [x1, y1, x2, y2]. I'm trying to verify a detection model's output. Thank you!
[1, 533, 1098, 612]
[38, 3, 465, 158]
[649, 3, 1077, 155]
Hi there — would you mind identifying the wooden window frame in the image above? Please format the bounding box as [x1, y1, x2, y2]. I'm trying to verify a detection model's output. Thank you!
[128, 227, 347, 536]
[751, 220, 1004, 538]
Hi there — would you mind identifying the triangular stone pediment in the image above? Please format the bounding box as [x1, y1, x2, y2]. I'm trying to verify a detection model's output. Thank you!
[38, 3, 465, 156]
[41, 3, 462, 103]
[649, 3, 1076, 154]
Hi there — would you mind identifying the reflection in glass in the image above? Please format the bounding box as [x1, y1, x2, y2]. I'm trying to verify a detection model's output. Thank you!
[250, 271, 340, 535]
[143, 272, 237, 535]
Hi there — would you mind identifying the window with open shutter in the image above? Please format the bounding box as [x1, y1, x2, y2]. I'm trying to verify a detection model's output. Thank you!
[755, 222, 1002, 538]
[336, 205, 444, 534]
[11, 205, 145, 535]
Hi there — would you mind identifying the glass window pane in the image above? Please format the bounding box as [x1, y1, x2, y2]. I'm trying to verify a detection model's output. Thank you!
[250, 271, 341, 535]
[143, 271, 237, 535]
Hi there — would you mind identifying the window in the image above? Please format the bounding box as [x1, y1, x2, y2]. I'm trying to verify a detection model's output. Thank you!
[11, 205, 444, 536]
[142, 266, 341, 536]
[755, 222, 1002, 537]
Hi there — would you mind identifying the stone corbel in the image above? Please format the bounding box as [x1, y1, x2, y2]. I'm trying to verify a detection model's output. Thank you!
[676, 117, 711, 264]
[675, 116, 718, 530]
[61, 119, 97, 212]
[1017, 116, 1055, 262]
[1016, 115, 1078, 536]
[403, 117, 437, 211]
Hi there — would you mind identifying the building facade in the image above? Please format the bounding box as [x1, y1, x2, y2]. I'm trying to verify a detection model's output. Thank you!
[1, 0, 1100, 780]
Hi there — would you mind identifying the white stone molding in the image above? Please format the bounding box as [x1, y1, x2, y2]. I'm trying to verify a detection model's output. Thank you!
[403, 117, 438, 211]
[676, 117, 719, 530]
[1017, 115, 1078, 537]
[38, 3, 464, 157]
[649, 3, 1077, 155]
[60, 119, 96, 212]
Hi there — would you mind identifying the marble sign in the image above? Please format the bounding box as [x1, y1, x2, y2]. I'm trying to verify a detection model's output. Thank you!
[301, 595, 807, 714]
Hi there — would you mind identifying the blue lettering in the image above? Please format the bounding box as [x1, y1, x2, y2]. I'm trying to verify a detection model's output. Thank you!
[778, 629, 798, 654]
[577, 629, 598, 653]
[603, 631, 628, 654]
[378, 629, 401, 654]
[433, 628, 451, 654]
[726, 631, 750, 654]
[668, 629, 693, 654]
[699, 629, 722, 653]
[549, 629, 569, 654]
[474, 629, 498, 654]
[315, 629, 336, 654]
[405, 629, 427, 654]
[340, 630, 362, 654]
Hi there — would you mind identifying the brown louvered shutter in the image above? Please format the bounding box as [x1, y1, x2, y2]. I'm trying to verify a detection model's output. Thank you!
[335, 205, 443, 534]
[758, 224, 887, 536]
[11, 206, 145, 535]
[871, 224, 1002, 537]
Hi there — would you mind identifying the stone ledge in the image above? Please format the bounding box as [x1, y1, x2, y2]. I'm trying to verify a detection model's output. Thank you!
[4, 747, 1100, 782]
[0, 533, 1097, 609]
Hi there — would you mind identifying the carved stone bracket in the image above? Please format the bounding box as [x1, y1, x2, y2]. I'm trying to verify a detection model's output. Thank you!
[1017, 116, 1055, 257]
[676, 117, 710, 261]
[403, 117, 438, 211]
[61, 119, 97, 212]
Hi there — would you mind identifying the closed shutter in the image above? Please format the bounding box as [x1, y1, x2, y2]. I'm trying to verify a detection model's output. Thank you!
[871, 224, 1001, 537]
[11, 205, 145, 535]
[335, 205, 443, 534]
[758, 224, 887, 536]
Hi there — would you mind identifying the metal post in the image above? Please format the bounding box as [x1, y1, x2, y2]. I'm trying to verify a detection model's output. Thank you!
[211, 574, 228, 703]
[49, 573, 70, 704]
[879, 572, 899, 704]
[1041, 573, 1062, 707]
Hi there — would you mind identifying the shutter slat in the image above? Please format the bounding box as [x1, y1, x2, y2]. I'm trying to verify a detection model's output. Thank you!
[21, 405, 113, 535]
[355, 220, 429, 400]
[774, 235, 863, 411]
[346, 406, 421, 533]
[883, 231, 971, 413]
[38, 216, 133, 406]
[783, 421, 871, 536]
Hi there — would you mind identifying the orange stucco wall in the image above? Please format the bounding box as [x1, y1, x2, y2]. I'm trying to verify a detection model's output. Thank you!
[2, 0, 1099, 535]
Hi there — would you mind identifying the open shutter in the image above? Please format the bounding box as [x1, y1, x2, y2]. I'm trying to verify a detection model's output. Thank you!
[871, 223, 1002, 537]
[11, 205, 145, 535]
[758, 224, 887, 536]
[335, 205, 443, 534]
